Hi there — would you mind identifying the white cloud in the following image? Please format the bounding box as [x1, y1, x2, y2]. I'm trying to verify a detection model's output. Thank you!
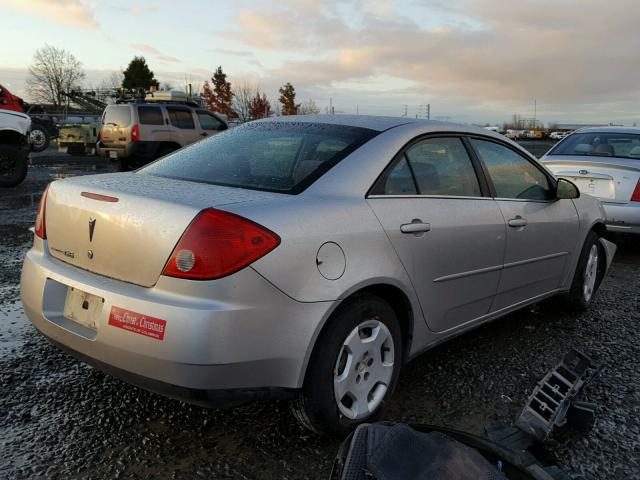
[5, 0, 97, 28]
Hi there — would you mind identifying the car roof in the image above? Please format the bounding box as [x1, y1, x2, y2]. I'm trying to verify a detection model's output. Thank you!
[254, 114, 494, 135]
[573, 126, 640, 135]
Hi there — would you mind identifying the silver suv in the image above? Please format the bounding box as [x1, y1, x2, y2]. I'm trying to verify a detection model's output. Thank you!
[97, 101, 227, 168]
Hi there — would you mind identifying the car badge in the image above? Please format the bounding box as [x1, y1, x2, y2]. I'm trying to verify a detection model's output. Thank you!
[88, 218, 96, 242]
[579, 170, 589, 175]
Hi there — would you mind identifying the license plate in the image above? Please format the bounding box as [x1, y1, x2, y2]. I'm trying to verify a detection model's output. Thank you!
[63, 287, 104, 331]
[109, 150, 118, 159]
[565, 177, 615, 200]
[58, 147, 68, 153]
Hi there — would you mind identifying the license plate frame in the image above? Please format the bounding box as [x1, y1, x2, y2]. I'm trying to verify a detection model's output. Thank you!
[63, 287, 104, 331]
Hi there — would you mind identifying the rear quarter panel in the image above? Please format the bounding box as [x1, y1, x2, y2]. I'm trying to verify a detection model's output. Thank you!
[224, 194, 432, 360]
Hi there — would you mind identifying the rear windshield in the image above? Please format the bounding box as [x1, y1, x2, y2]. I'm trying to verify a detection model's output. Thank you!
[103, 105, 131, 127]
[140, 122, 377, 194]
[549, 132, 640, 160]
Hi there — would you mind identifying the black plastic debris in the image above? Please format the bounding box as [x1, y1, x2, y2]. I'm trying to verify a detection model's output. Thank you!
[333, 349, 600, 480]
[516, 349, 600, 441]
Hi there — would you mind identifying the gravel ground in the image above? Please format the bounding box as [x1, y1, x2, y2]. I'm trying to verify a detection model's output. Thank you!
[1, 154, 639, 479]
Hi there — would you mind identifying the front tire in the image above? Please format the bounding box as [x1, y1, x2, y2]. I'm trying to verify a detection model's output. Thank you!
[291, 294, 402, 436]
[565, 231, 605, 311]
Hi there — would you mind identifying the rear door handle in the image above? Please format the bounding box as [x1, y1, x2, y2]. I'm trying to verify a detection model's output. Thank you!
[400, 220, 431, 234]
[508, 216, 528, 228]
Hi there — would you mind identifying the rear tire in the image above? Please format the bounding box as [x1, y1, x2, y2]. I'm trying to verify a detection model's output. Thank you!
[291, 293, 402, 436]
[564, 231, 605, 311]
[0, 144, 28, 187]
[29, 126, 50, 152]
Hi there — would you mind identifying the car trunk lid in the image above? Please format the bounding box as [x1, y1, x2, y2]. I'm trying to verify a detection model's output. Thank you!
[543, 156, 640, 204]
[44, 172, 285, 287]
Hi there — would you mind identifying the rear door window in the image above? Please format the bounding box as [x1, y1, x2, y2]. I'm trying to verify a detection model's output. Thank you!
[103, 106, 131, 127]
[405, 137, 481, 196]
[138, 106, 164, 125]
[166, 107, 195, 129]
[378, 158, 418, 195]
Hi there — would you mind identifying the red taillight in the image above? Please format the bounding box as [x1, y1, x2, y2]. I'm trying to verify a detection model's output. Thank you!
[34, 185, 50, 239]
[631, 179, 640, 202]
[162, 208, 280, 280]
[131, 124, 140, 142]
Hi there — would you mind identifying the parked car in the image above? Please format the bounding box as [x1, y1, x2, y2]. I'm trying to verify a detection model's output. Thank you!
[97, 91, 228, 169]
[21, 116, 616, 435]
[0, 106, 30, 187]
[542, 127, 640, 234]
[549, 131, 569, 140]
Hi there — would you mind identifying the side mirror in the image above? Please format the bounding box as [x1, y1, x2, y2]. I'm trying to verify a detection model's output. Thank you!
[556, 177, 580, 199]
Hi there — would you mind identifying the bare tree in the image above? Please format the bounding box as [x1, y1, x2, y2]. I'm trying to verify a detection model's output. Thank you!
[99, 71, 124, 91]
[233, 81, 259, 122]
[27, 45, 85, 106]
[298, 99, 320, 115]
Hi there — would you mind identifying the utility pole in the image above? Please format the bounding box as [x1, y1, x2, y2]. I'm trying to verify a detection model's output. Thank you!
[418, 104, 431, 119]
[402, 105, 408, 117]
[329, 97, 333, 115]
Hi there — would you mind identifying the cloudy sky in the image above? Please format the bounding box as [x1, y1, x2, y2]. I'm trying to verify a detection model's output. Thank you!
[2, 0, 640, 125]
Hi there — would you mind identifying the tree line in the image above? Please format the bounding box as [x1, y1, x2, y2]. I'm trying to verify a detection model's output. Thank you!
[26, 45, 320, 120]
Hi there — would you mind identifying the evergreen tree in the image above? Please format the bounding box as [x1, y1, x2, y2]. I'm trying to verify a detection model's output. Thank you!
[279, 82, 300, 116]
[122, 56, 159, 90]
[202, 66, 236, 119]
[249, 91, 273, 120]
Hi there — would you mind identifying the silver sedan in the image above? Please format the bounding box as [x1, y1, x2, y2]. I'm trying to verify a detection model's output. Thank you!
[21, 116, 615, 435]
[542, 127, 640, 234]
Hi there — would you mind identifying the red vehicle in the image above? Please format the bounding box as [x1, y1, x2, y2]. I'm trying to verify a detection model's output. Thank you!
[0, 84, 26, 113]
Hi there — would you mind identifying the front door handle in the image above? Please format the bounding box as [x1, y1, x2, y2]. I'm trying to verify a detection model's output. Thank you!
[508, 216, 528, 228]
[400, 220, 431, 234]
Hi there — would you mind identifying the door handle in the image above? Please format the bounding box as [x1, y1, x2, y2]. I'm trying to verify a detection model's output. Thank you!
[508, 216, 528, 228]
[400, 220, 431, 234]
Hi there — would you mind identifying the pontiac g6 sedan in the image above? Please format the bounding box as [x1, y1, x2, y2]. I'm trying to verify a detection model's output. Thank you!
[21, 116, 615, 435]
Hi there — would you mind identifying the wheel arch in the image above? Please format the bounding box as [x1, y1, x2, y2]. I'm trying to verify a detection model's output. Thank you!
[299, 282, 415, 388]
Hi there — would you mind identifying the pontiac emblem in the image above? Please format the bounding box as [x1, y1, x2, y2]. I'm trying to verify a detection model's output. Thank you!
[579, 169, 589, 175]
[88, 218, 96, 242]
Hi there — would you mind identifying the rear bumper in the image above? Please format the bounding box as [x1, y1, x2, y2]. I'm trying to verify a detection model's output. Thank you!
[97, 141, 159, 162]
[43, 334, 296, 407]
[602, 202, 640, 234]
[21, 239, 331, 404]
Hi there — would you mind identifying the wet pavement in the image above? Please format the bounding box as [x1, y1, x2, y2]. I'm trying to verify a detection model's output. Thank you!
[1, 153, 639, 479]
